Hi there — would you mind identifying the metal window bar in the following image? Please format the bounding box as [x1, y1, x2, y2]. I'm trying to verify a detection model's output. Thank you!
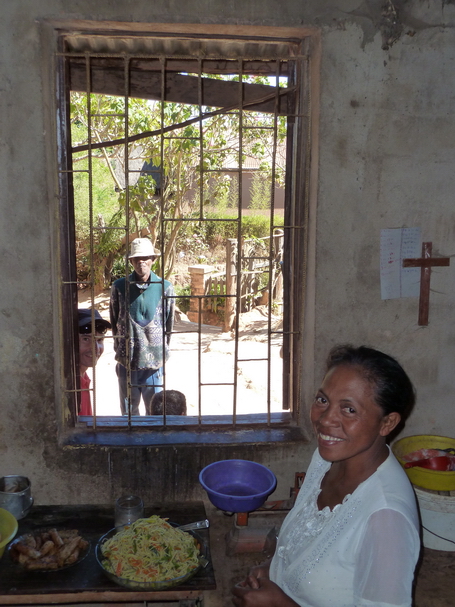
[60, 37, 307, 429]
[231, 61, 244, 426]
[86, 55, 97, 422]
[159, 57, 169, 425]
[196, 56, 205, 423]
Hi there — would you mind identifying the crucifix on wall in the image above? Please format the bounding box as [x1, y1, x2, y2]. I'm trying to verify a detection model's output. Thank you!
[402, 242, 450, 326]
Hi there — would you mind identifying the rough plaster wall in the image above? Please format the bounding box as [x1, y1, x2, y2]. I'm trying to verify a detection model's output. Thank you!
[0, 3, 58, 491]
[314, 10, 455, 439]
[0, 0, 454, 507]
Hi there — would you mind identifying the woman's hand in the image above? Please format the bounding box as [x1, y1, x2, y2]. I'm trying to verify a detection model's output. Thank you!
[246, 560, 271, 587]
[231, 577, 298, 607]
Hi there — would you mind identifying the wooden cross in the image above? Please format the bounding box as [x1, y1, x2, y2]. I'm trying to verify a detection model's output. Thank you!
[402, 242, 450, 326]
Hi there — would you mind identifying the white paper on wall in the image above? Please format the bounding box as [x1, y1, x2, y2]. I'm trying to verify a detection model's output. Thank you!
[380, 228, 421, 300]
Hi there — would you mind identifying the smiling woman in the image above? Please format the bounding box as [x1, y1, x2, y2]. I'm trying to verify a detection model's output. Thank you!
[311, 345, 415, 509]
[232, 345, 420, 607]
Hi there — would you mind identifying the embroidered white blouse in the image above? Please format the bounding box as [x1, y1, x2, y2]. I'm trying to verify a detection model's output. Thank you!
[269, 448, 421, 607]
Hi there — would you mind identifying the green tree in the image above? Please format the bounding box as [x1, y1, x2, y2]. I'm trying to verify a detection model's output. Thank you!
[249, 171, 271, 210]
[70, 76, 287, 286]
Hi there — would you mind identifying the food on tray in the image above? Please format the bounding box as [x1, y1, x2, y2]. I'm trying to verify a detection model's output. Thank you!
[100, 515, 200, 583]
[10, 528, 89, 570]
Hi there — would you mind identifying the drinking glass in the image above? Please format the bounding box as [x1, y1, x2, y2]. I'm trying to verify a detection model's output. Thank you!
[115, 495, 144, 528]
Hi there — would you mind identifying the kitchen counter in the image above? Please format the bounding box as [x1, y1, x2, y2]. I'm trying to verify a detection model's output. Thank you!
[0, 502, 215, 604]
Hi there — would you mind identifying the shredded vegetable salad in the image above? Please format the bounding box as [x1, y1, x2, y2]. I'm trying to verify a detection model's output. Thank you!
[100, 516, 200, 582]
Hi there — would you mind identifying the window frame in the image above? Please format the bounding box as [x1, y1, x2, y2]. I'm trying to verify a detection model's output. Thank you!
[53, 22, 319, 445]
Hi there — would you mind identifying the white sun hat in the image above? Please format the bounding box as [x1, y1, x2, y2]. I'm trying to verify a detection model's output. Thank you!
[128, 238, 161, 258]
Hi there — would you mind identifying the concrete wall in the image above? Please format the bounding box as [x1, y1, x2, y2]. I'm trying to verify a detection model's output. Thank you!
[1, 0, 454, 508]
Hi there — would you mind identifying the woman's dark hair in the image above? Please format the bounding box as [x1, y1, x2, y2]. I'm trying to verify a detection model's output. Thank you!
[326, 345, 415, 423]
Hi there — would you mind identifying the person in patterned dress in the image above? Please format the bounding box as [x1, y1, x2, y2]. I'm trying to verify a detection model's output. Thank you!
[110, 238, 175, 415]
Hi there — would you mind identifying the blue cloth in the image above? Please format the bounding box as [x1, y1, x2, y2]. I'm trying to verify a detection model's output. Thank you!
[116, 363, 163, 416]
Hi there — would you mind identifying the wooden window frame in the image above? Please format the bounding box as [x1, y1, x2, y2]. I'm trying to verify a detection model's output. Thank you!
[52, 22, 319, 446]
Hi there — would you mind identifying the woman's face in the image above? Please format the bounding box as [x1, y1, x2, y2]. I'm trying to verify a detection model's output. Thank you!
[310, 364, 398, 464]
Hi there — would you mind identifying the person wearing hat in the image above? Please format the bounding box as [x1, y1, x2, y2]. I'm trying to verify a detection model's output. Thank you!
[109, 237, 175, 415]
[77, 308, 111, 416]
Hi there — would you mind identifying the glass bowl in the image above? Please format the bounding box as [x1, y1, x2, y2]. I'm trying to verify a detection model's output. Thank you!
[95, 525, 207, 591]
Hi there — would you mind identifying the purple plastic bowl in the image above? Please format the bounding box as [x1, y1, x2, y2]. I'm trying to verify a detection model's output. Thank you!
[199, 459, 277, 513]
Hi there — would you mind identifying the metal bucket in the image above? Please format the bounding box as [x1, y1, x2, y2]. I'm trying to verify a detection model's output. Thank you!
[0, 476, 33, 520]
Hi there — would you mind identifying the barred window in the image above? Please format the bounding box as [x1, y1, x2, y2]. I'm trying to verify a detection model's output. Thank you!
[55, 24, 315, 440]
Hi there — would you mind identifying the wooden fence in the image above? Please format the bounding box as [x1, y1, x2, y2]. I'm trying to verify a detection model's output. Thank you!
[205, 230, 284, 330]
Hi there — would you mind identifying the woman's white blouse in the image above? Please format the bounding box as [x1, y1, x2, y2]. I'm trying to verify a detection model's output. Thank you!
[269, 448, 421, 607]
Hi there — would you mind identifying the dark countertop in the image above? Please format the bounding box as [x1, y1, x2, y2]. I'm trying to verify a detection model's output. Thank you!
[0, 502, 216, 604]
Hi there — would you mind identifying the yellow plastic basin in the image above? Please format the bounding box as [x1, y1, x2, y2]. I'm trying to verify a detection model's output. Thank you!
[0, 507, 18, 557]
[392, 434, 455, 492]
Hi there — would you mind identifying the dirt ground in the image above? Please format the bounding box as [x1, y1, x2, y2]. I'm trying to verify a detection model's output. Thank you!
[413, 547, 455, 606]
[78, 289, 283, 416]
